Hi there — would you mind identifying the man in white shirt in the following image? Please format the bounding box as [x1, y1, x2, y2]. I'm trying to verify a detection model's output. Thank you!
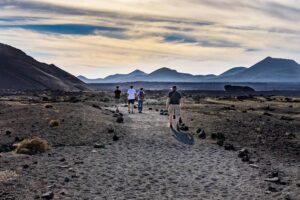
[127, 85, 137, 114]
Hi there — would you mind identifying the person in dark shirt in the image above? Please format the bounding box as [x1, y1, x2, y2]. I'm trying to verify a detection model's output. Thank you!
[114, 86, 121, 112]
[166, 86, 183, 129]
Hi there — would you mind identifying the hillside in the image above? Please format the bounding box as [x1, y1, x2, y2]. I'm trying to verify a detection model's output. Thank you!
[0, 43, 88, 91]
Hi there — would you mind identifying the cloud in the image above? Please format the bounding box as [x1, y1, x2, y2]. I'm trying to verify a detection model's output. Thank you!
[0, 0, 299, 78]
[0, 24, 126, 37]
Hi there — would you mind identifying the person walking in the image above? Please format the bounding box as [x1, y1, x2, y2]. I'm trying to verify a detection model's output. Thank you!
[137, 88, 145, 113]
[114, 86, 121, 112]
[127, 85, 136, 114]
[166, 86, 182, 129]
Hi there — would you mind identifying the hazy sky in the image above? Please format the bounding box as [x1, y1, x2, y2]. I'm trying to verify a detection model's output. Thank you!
[0, 0, 299, 78]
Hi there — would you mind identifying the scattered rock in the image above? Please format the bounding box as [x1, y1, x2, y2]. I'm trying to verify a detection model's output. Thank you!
[107, 127, 114, 133]
[23, 164, 30, 169]
[280, 116, 294, 121]
[44, 104, 53, 109]
[64, 177, 70, 183]
[197, 128, 206, 139]
[59, 189, 68, 196]
[249, 164, 259, 169]
[268, 176, 280, 182]
[116, 116, 124, 123]
[238, 148, 250, 162]
[263, 112, 272, 117]
[5, 130, 12, 136]
[216, 139, 224, 146]
[41, 191, 54, 199]
[267, 185, 278, 193]
[49, 120, 59, 127]
[113, 135, 120, 141]
[224, 143, 235, 151]
[155, 109, 159, 112]
[94, 143, 105, 149]
[285, 132, 296, 139]
[59, 158, 66, 162]
[149, 108, 153, 110]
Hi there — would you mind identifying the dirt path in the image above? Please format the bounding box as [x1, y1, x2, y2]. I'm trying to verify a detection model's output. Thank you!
[70, 106, 268, 200]
[1, 106, 274, 200]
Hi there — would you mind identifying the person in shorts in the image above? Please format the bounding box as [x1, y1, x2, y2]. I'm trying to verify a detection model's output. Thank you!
[114, 86, 121, 112]
[127, 85, 136, 114]
[137, 88, 145, 113]
[166, 86, 182, 129]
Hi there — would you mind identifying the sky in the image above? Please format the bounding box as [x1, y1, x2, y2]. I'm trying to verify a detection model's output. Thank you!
[0, 0, 299, 78]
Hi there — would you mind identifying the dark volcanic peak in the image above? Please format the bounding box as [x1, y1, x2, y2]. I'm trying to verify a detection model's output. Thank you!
[0, 43, 88, 91]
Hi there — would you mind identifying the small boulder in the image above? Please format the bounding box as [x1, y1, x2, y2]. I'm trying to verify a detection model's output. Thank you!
[197, 128, 206, 139]
[94, 143, 105, 149]
[224, 143, 235, 151]
[116, 116, 124, 123]
[113, 135, 120, 141]
[41, 191, 54, 199]
[44, 104, 53, 109]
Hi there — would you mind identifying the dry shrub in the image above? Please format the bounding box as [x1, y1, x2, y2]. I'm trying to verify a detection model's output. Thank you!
[49, 120, 59, 127]
[15, 137, 50, 155]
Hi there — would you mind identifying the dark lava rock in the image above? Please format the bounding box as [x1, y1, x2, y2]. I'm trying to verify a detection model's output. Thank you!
[94, 143, 105, 149]
[179, 125, 189, 131]
[44, 104, 53, 109]
[267, 186, 278, 193]
[113, 135, 120, 141]
[116, 116, 124, 123]
[113, 113, 120, 118]
[64, 177, 70, 183]
[263, 112, 273, 117]
[149, 108, 153, 110]
[59, 158, 66, 162]
[41, 191, 54, 199]
[296, 183, 300, 187]
[217, 140, 224, 146]
[211, 132, 225, 141]
[155, 109, 159, 112]
[107, 128, 114, 133]
[197, 128, 206, 139]
[23, 164, 30, 169]
[224, 143, 235, 151]
[280, 116, 294, 121]
[238, 148, 250, 162]
[238, 148, 249, 158]
[5, 130, 12, 136]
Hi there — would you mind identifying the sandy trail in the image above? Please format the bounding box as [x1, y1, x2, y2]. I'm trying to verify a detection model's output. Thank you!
[72, 106, 267, 200]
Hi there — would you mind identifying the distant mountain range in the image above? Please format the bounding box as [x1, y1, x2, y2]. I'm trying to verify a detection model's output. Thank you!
[79, 57, 300, 83]
[0, 43, 88, 91]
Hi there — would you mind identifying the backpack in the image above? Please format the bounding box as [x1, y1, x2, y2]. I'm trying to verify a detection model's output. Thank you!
[138, 91, 145, 100]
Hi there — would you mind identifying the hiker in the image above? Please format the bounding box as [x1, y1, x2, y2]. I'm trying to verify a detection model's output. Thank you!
[137, 88, 145, 113]
[114, 86, 121, 112]
[127, 85, 136, 114]
[166, 86, 182, 129]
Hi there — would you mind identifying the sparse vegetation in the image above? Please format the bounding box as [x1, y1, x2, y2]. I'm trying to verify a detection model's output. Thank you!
[49, 120, 59, 127]
[15, 137, 50, 155]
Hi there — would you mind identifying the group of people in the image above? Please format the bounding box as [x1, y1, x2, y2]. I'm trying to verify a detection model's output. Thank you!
[114, 85, 182, 129]
[114, 85, 145, 114]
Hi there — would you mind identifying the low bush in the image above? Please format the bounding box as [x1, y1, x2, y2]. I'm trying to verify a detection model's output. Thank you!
[15, 137, 50, 155]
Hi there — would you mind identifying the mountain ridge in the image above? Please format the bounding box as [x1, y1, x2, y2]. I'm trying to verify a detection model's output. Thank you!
[79, 57, 300, 83]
